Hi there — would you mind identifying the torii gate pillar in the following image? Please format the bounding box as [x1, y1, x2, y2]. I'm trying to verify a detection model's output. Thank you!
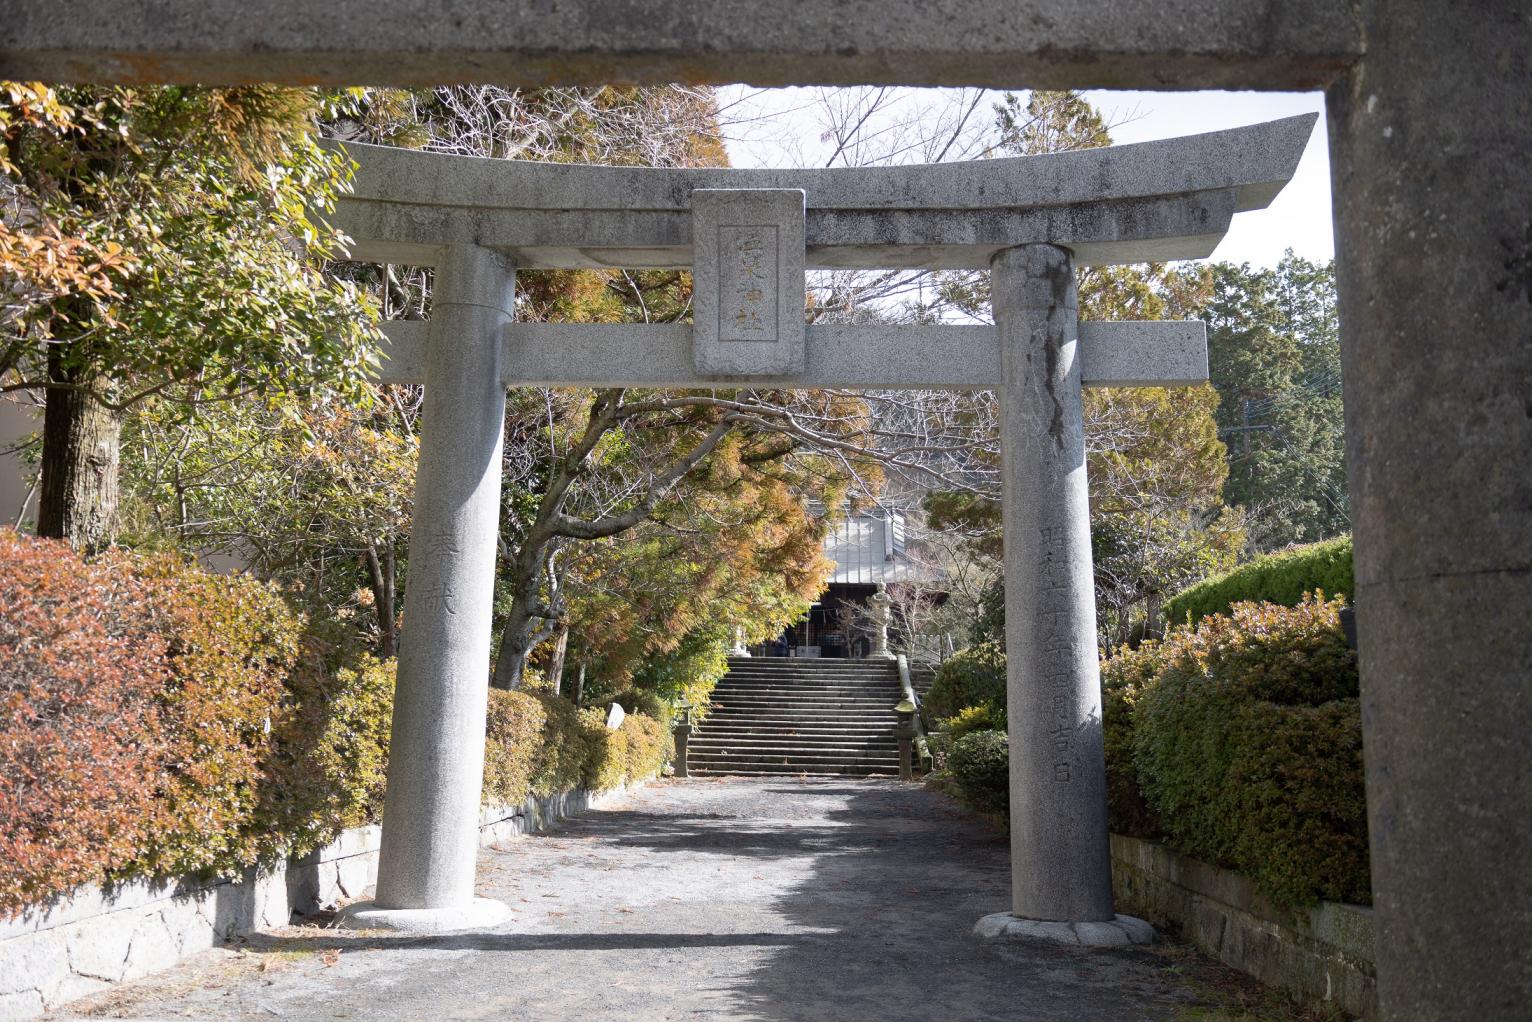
[975, 245, 1151, 945]
[338, 244, 515, 932]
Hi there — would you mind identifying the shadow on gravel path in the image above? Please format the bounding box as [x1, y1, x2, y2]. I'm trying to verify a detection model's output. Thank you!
[58, 778, 1305, 1022]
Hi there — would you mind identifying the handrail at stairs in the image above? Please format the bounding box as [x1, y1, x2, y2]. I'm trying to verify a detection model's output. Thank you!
[895, 654, 929, 779]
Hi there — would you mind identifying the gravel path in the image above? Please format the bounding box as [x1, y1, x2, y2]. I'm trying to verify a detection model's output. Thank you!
[61, 777, 1249, 1022]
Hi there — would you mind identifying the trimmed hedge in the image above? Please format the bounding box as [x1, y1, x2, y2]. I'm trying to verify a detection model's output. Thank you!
[1122, 595, 1368, 906]
[925, 640, 1006, 720]
[1099, 642, 1162, 840]
[932, 591, 1368, 909]
[0, 532, 171, 911]
[941, 703, 1006, 742]
[1162, 535, 1353, 628]
[485, 690, 669, 809]
[947, 730, 1009, 815]
[0, 530, 669, 917]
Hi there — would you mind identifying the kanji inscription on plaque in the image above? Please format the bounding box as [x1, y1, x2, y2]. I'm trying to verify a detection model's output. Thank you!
[691, 189, 805, 375]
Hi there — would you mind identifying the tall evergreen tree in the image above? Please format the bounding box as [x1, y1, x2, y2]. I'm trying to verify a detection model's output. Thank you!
[1202, 254, 1348, 550]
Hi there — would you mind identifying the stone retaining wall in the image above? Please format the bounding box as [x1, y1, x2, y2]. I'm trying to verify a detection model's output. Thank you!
[1111, 833, 1376, 1019]
[0, 781, 647, 1022]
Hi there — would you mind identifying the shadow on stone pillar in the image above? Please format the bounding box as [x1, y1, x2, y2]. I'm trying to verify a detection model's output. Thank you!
[974, 244, 1151, 948]
[337, 245, 515, 933]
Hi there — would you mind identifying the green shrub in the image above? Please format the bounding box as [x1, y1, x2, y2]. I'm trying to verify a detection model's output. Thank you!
[941, 703, 1007, 741]
[267, 647, 394, 853]
[613, 688, 670, 725]
[527, 692, 599, 798]
[1100, 641, 1163, 839]
[484, 689, 548, 808]
[1132, 595, 1369, 906]
[926, 641, 1007, 719]
[621, 713, 671, 783]
[1163, 535, 1353, 628]
[948, 729, 1010, 815]
[134, 553, 306, 878]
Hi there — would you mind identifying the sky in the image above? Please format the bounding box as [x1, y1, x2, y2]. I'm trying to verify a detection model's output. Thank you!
[717, 87, 1332, 271]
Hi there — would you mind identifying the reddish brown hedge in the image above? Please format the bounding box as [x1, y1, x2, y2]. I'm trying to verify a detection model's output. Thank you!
[0, 529, 669, 917]
[0, 531, 170, 909]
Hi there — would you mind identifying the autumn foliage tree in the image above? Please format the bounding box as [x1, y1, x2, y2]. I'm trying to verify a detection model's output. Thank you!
[1, 83, 378, 552]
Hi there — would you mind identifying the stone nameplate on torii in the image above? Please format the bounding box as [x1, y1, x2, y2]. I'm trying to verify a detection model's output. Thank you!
[690, 188, 806, 376]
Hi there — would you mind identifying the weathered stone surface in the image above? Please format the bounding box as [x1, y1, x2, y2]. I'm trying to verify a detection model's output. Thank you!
[691, 189, 805, 375]
[973, 912, 1153, 947]
[0, 991, 44, 1022]
[367, 245, 513, 923]
[1325, 1, 1532, 1017]
[1111, 833, 1376, 1019]
[993, 244, 1114, 924]
[122, 910, 181, 980]
[327, 117, 1313, 271]
[0, 1, 1361, 89]
[335, 896, 511, 934]
[374, 320, 1208, 391]
[65, 915, 134, 983]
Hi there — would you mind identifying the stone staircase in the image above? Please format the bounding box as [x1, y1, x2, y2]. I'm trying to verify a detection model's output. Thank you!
[688, 656, 903, 777]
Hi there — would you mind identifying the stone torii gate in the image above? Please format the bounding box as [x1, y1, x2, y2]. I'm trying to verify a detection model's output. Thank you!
[9, 3, 1526, 1016]
[324, 115, 1315, 938]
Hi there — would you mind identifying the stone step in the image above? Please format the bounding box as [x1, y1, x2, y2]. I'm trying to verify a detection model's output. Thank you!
[711, 697, 899, 706]
[696, 722, 896, 732]
[696, 723, 896, 734]
[714, 680, 903, 689]
[688, 758, 900, 774]
[726, 657, 893, 667]
[689, 748, 900, 763]
[719, 680, 897, 686]
[691, 747, 898, 760]
[720, 671, 898, 680]
[701, 716, 896, 726]
[711, 704, 897, 712]
[723, 674, 900, 683]
[712, 692, 900, 701]
[689, 760, 899, 776]
[691, 658, 903, 777]
[714, 682, 902, 691]
[690, 765, 900, 778]
[691, 735, 897, 748]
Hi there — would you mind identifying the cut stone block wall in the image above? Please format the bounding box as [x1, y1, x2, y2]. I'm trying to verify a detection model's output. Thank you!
[1111, 833, 1376, 1020]
[0, 780, 647, 1022]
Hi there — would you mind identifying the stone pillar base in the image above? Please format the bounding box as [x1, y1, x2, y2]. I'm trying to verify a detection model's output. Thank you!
[974, 912, 1154, 947]
[336, 896, 512, 933]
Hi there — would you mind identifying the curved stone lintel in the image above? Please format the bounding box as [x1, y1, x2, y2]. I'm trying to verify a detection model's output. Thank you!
[334, 115, 1313, 214]
[327, 116, 1312, 269]
[335, 897, 513, 934]
[974, 912, 1155, 947]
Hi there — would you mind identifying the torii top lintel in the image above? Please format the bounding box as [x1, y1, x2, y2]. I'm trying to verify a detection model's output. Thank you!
[329, 114, 1316, 271]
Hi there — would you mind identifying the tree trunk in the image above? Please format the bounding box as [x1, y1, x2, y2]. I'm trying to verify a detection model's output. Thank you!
[491, 543, 547, 690]
[572, 662, 585, 707]
[1144, 591, 1163, 642]
[365, 542, 398, 659]
[547, 621, 569, 695]
[36, 355, 121, 554]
